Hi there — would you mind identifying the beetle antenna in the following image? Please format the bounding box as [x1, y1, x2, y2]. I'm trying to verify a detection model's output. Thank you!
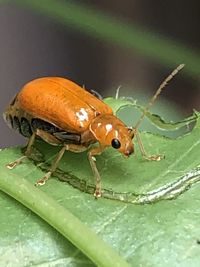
[132, 64, 185, 133]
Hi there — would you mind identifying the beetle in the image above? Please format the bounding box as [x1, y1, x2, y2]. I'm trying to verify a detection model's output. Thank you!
[3, 64, 184, 197]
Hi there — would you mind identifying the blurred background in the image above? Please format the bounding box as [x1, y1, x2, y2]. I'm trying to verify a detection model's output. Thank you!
[0, 0, 200, 147]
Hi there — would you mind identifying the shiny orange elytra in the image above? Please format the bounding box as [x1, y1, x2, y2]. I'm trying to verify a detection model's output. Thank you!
[3, 64, 184, 197]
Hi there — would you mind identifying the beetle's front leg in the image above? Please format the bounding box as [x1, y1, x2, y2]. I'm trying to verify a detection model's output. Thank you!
[135, 129, 163, 161]
[88, 146, 106, 198]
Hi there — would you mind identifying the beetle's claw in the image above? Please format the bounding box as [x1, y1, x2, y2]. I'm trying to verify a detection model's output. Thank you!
[35, 171, 51, 186]
[6, 161, 18, 169]
[94, 189, 102, 199]
[6, 156, 27, 169]
[35, 179, 46, 186]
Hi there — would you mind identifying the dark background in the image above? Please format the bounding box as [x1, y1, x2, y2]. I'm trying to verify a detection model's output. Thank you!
[0, 1, 200, 147]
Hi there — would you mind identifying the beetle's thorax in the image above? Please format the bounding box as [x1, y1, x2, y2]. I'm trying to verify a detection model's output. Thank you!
[89, 114, 134, 156]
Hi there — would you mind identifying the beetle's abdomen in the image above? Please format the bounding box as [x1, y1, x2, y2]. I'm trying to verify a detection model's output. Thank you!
[3, 94, 33, 137]
[3, 112, 33, 138]
[17, 77, 113, 133]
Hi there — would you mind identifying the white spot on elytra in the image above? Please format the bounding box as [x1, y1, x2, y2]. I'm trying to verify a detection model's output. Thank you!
[76, 108, 89, 123]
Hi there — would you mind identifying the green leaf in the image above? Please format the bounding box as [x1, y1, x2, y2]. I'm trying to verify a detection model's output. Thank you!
[140, 110, 197, 131]
[0, 165, 130, 267]
[0, 98, 200, 267]
[1, 108, 200, 266]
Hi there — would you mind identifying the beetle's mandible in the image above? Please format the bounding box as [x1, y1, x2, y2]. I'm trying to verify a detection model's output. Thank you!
[3, 64, 184, 197]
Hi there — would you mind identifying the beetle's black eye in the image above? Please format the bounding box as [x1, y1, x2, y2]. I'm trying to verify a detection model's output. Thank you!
[111, 138, 121, 149]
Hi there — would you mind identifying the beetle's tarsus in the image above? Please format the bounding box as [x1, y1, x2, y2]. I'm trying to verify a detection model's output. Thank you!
[35, 171, 52, 186]
[6, 155, 27, 169]
[94, 189, 102, 198]
[6, 161, 18, 169]
[145, 154, 164, 161]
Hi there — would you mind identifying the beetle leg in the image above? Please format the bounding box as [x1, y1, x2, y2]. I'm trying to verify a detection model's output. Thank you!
[88, 146, 105, 198]
[6, 128, 61, 170]
[135, 129, 163, 161]
[6, 132, 36, 169]
[35, 146, 66, 186]
[35, 143, 87, 186]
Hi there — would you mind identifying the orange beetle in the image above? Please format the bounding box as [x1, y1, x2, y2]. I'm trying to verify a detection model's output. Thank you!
[3, 65, 184, 197]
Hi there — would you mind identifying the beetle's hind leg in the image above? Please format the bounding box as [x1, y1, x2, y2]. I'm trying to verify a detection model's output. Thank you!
[6, 132, 36, 169]
[6, 128, 62, 170]
[135, 129, 164, 161]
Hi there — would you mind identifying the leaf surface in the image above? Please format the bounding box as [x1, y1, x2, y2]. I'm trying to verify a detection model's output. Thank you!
[0, 102, 200, 266]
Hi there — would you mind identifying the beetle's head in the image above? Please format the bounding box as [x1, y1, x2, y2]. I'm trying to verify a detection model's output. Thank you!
[90, 114, 134, 157]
